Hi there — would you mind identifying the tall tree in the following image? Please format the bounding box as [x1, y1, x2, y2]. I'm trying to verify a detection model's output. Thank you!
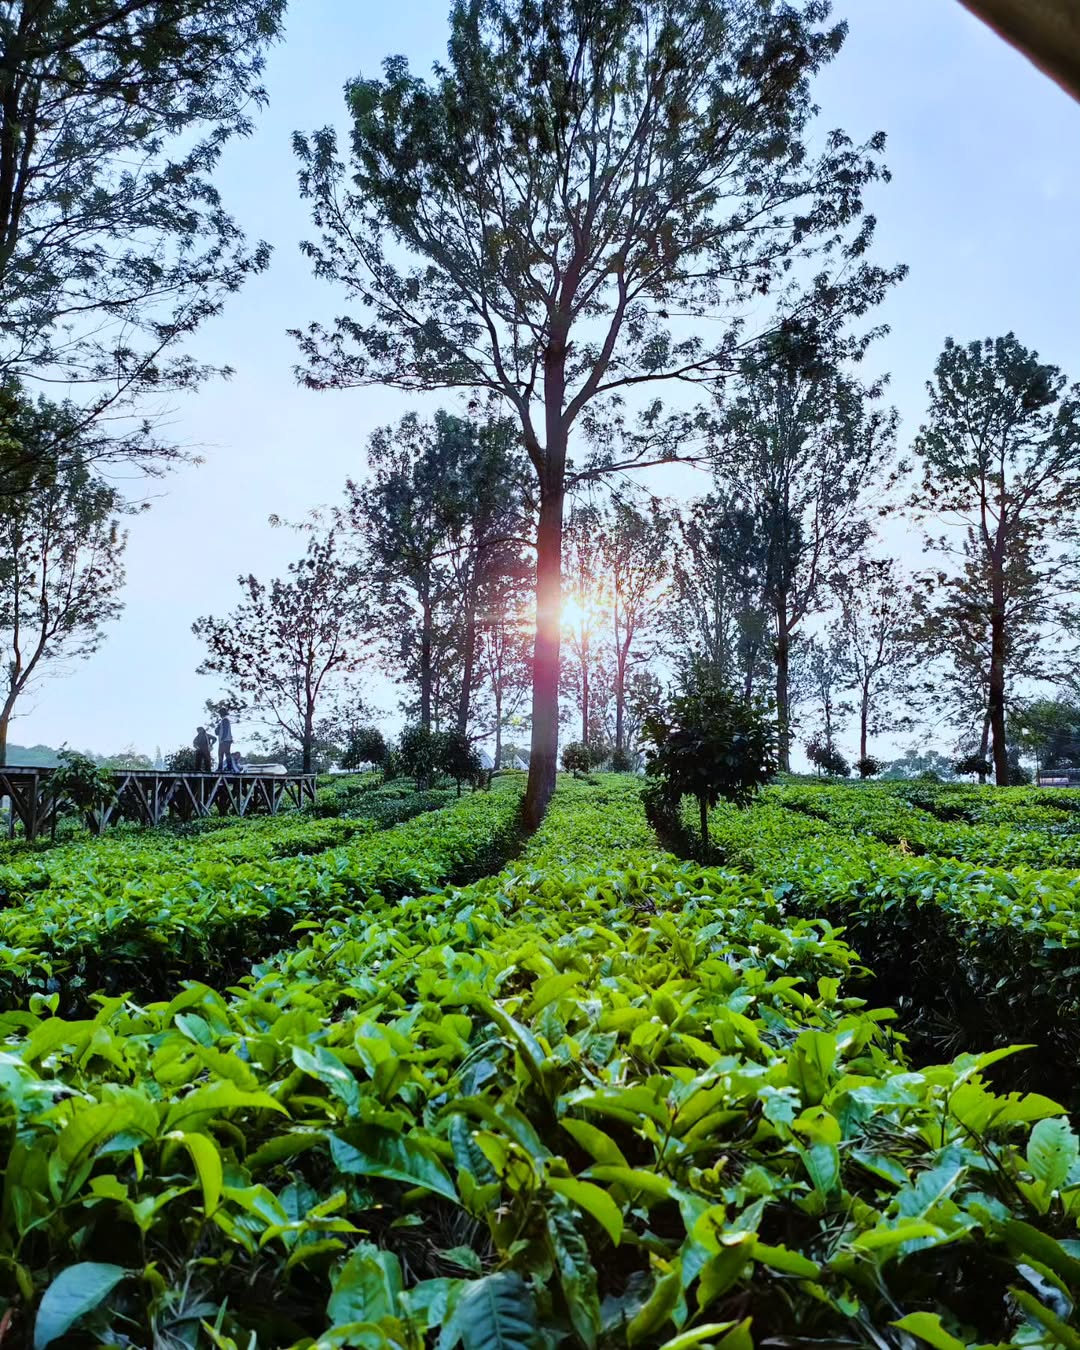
[346, 410, 526, 732]
[0, 0, 284, 493]
[668, 494, 770, 697]
[803, 628, 851, 765]
[477, 555, 533, 768]
[598, 501, 670, 754]
[911, 334, 1080, 785]
[193, 529, 369, 774]
[293, 0, 899, 827]
[441, 418, 531, 735]
[1011, 696, 1080, 774]
[835, 557, 917, 763]
[0, 394, 126, 764]
[719, 323, 898, 769]
[561, 503, 608, 749]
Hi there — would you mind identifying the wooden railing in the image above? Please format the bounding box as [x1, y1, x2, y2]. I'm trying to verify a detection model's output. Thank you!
[0, 768, 318, 840]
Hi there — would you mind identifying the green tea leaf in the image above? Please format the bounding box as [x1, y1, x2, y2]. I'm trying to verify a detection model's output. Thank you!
[548, 1177, 623, 1246]
[627, 1265, 682, 1345]
[656, 1323, 739, 1350]
[34, 1263, 128, 1350]
[847, 1220, 943, 1253]
[1028, 1118, 1079, 1193]
[292, 1044, 362, 1113]
[168, 1131, 223, 1216]
[559, 1118, 629, 1168]
[327, 1242, 403, 1324]
[1003, 1219, 1080, 1287]
[547, 1195, 601, 1348]
[586, 1166, 674, 1201]
[1011, 1289, 1080, 1350]
[330, 1126, 458, 1202]
[890, 1314, 967, 1350]
[752, 1242, 820, 1278]
[449, 1272, 537, 1350]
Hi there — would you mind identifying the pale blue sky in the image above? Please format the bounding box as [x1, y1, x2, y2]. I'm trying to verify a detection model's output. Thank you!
[13, 0, 1080, 762]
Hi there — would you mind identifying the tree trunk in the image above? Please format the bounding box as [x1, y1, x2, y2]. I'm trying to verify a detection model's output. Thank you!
[615, 671, 625, 754]
[988, 581, 1009, 786]
[699, 794, 709, 854]
[524, 476, 565, 831]
[301, 702, 314, 777]
[775, 617, 791, 772]
[0, 709, 8, 768]
[456, 589, 477, 736]
[581, 651, 589, 746]
[493, 688, 503, 771]
[978, 710, 991, 785]
[420, 599, 433, 730]
[860, 680, 870, 764]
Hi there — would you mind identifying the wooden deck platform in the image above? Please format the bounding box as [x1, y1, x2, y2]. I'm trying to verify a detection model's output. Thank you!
[0, 768, 318, 839]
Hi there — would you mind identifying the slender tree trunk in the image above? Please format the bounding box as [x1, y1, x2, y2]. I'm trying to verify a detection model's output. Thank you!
[494, 687, 503, 771]
[457, 587, 477, 736]
[615, 668, 625, 754]
[524, 474, 565, 831]
[978, 710, 991, 785]
[988, 564, 1009, 786]
[0, 709, 9, 768]
[302, 707, 314, 774]
[581, 647, 589, 746]
[775, 613, 791, 772]
[699, 794, 709, 854]
[420, 598, 433, 730]
[860, 679, 870, 763]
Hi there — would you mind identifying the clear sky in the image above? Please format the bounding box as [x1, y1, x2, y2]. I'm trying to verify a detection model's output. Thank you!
[12, 0, 1080, 763]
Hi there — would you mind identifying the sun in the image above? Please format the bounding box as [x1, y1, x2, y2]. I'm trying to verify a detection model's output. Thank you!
[560, 594, 586, 632]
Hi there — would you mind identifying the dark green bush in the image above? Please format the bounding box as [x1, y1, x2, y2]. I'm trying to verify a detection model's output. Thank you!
[642, 664, 777, 849]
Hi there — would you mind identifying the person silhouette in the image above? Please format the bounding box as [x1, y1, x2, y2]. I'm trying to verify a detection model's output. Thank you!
[214, 712, 234, 772]
[193, 726, 214, 773]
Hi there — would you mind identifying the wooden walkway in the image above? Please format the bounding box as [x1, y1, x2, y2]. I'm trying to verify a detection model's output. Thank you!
[0, 768, 318, 839]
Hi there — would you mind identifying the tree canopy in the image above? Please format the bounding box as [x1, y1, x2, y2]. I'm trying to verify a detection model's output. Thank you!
[910, 334, 1080, 785]
[193, 528, 370, 773]
[0, 389, 127, 764]
[294, 0, 899, 825]
[0, 0, 285, 491]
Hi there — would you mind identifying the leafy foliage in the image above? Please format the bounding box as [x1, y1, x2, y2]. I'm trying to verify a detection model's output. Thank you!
[343, 411, 529, 735]
[560, 741, 593, 776]
[0, 408, 127, 762]
[909, 333, 1080, 784]
[193, 528, 371, 774]
[440, 730, 485, 794]
[806, 734, 850, 778]
[294, 0, 900, 824]
[340, 725, 388, 770]
[0, 0, 283, 486]
[953, 752, 991, 780]
[398, 724, 442, 791]
[683, 779, 1080, 1107]
[642, 666, 778, 846]
[0, 780, 523, 1010]
[0, 778, 1077, 1346]
[45, 751, 116, 833]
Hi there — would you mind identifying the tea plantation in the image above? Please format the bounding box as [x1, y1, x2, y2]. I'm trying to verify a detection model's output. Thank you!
[3, 775, 1080, 1348]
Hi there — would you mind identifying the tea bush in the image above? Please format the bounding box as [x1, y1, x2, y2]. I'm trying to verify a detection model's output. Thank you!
[0, 778, 1078, 1346]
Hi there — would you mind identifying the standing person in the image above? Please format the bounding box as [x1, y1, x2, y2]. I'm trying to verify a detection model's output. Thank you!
[214, 711, 234, 772]
[193, 726, 214, 773]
